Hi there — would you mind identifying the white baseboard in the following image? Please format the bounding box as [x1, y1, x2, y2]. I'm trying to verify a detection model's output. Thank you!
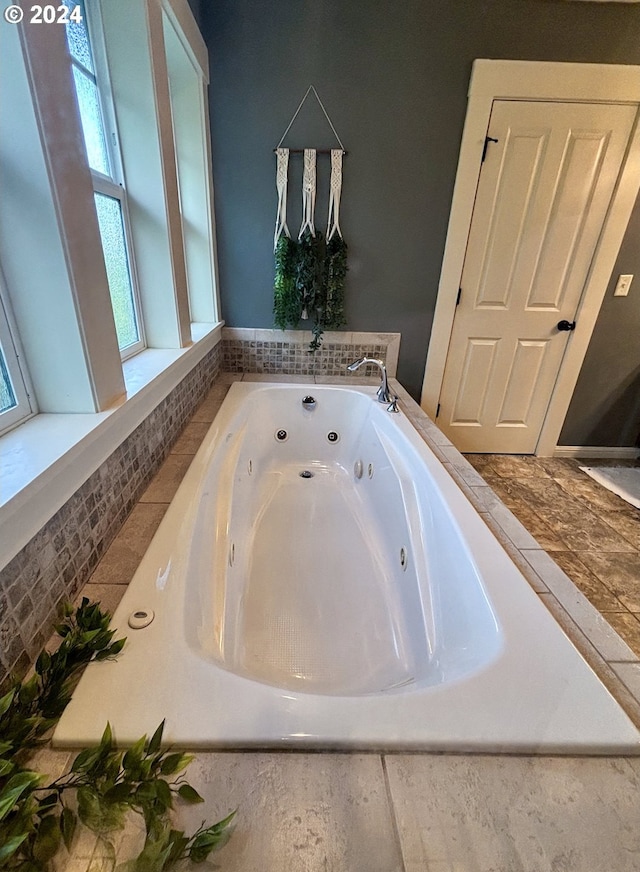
[554, 445, 639, 459]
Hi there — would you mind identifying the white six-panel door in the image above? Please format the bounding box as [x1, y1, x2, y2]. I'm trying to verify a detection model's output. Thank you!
[437, 100, 636, 453]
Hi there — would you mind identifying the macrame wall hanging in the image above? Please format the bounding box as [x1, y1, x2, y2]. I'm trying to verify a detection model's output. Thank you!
[273, 86, 347, 351]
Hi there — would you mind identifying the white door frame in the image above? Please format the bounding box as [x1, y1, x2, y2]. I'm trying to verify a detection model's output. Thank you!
[420, 59, 640, 456]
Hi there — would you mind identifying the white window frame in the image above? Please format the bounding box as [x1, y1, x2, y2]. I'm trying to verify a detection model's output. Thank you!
[0, 270, 35, 436]
[70, 0, 146, 360]
[161, 3, 221, 325]
[0, 0, 223, 568]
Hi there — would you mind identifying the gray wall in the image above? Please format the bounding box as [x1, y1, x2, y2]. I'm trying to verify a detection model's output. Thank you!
[201, 0, 640, 425]
[561, 191, 640, 448]
[186, 0, 202, 29]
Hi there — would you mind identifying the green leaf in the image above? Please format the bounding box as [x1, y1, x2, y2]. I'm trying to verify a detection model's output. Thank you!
[189, 810, 236, 860]
[0, 688, 15, 717]
[35, 649, 52, 676]
[154, 779, 173, 812]
[147, 721, 165, 755]
[104, 783, 133, 804]
[159, 753, 193, 776]
[0, 771, 41, 821]
[77, 786, 127, 835]
[0, 758, 15, 776]
[165, 829, 189, 864]
[61, 806, 77, 851]
[123, 736, 146, 771]
[129, 834, 173, 872]
[107, 638, 126, 656]
[177, 783, 204, 804]
[134, 782, 157, 804]
[77, 785, 101, 829]
[0, 832, 28, 862]
[100, 722, 114, 752]
[37, 791, 59, 811]
[71, 746, 102, 773]
[18, 674, 39, 704]
[33, 813, 62, 863]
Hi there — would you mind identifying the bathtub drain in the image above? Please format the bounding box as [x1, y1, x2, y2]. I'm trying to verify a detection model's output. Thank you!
[299, 470, 314, 478]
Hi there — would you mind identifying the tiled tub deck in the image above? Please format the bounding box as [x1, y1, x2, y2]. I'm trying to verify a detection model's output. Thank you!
[36, 374, 640, 871]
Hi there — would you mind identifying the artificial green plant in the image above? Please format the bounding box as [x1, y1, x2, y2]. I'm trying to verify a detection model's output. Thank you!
[0, 598, 234, 871]
[273, 231, 347, 350]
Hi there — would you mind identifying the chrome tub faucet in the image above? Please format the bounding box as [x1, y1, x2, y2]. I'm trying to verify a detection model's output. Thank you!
[346, 356, 395, 405]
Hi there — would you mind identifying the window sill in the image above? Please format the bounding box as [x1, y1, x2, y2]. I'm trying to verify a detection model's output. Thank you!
[0, 321, 223, 570]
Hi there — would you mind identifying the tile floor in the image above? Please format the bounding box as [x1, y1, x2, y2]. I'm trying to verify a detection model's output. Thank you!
[46, 375, 640, 871]
[464, 454, 640, 658]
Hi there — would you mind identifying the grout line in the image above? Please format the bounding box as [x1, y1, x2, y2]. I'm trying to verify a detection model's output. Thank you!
[381, 755, 408, 872]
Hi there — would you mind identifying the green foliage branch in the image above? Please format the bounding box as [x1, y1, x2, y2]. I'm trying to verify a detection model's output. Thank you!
[273, 230, 348, 351]
[273, 234, 301, 331]
[0, 599, 234, 871]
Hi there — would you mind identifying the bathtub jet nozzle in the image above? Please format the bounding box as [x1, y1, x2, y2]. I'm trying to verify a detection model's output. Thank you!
[346, 356, 393, 404]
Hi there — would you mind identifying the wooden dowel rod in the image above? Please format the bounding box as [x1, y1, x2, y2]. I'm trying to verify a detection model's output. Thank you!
[273, 148, 347, 155]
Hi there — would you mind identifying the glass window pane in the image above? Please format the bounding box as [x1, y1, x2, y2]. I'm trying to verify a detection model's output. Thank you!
[72, 66, 110, 175]
[0, 346, 17, 414]
[94, 193, 140, 351]
[63, 1, 93, 73]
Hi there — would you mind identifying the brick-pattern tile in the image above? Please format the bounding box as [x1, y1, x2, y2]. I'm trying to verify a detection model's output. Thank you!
[0, 342, 221, 686]
[222, 338, 388, 376]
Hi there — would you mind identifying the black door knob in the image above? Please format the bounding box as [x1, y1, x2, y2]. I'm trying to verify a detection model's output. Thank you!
[557, 320, 576, 332]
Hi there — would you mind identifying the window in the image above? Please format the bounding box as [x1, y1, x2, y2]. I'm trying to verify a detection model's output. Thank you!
[0, 272, 34, 435]
[162, 7, 220, 324]
[63, 0, 145, 359]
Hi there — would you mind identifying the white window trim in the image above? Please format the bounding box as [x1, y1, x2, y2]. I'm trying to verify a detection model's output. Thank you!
[162, 6, 219, 324]
[77, 1, 147, 360]
[0, 322, 222, 570]
[420, 60, 640, 457]
[0, 0, 225, 567]
[0, 270, 36, 436]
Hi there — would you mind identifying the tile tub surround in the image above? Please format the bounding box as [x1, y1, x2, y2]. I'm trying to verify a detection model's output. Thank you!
[465, 454, 640, 657]
[221, 327, 401, 377]
[0, 342, 222, 686]
[27, 374, 640, 870]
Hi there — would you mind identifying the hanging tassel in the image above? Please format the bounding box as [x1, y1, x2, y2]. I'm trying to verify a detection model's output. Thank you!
[326, 149, 343, 242]
[298, 149, 317, 244]
[273, 147, 291, 249]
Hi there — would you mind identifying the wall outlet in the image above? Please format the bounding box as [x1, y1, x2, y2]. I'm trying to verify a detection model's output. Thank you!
[614, 274, 633, 297]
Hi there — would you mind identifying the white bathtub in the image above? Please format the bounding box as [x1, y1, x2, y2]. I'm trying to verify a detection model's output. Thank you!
[55, 383, 640, 752]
